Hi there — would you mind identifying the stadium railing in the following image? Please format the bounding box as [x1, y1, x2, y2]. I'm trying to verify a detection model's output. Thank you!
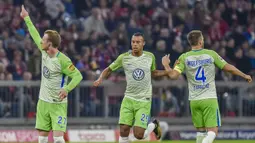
[0, 80, 255, 129]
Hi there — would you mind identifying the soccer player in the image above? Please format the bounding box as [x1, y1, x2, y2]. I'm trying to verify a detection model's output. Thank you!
[20, 5, 83, 143]
[162, 30, 252, 143]
[94, 33, 170, 142]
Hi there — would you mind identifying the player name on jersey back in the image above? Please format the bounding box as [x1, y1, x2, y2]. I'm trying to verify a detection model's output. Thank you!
[174, 49, 227, 100]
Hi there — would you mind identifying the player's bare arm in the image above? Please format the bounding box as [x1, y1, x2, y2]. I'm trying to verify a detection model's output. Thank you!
[222, 64, 252, 82]
[93, 67, 112, 86]
[151, 70, 170, 78]
[162, 54, 181, 80]
[21, 5, 45, 52]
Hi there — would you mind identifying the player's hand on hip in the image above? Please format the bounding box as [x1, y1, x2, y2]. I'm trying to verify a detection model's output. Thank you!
[93, 78, 102, 87]
[244, 75, 252, 83]
[162, 54, 170, 66]
[20, 5, 29, 19]
[59, 89, 68, 101]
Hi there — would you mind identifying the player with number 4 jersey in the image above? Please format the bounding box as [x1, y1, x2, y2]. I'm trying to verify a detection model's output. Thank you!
[162, 30, 252, 143]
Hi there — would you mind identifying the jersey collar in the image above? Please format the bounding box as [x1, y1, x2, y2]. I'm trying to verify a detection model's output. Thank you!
[192, 48, 204, 52]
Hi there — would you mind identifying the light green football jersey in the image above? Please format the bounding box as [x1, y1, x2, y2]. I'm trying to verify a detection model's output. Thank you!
[109, 51, 156, 102]
[174, 49, 227, 100]
[25, 17, 83, 103]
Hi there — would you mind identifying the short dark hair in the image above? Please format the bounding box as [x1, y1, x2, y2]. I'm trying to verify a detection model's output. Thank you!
[44, 30, 61, 48]
[132, 32, 145, 40]
[187, 30, 203, 46]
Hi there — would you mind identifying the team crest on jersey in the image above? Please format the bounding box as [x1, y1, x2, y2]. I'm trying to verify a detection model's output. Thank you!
[132, 68, 145, 81]
[43, 66, 50, 78]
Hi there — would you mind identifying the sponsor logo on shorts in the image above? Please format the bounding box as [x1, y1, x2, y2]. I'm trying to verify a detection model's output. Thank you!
[132, 68, 145, 81]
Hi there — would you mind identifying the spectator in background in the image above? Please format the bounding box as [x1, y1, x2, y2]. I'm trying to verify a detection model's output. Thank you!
[73, 0, 92, 18]
[154, 40, 166, 70]
[22, 71, 35, 118]
[234, 48, 252, 77]
[0, 63, 5, 80]
[12, 50, 27, 80]
[27, 48, 41, 80]
[243, 24, 255, 46]
[0, 0, 255, 118]
[159, 88, 180, 117]
[83, 7, 109, 36]
[0, 47, 9, 68]
[44, 0, 65, 27]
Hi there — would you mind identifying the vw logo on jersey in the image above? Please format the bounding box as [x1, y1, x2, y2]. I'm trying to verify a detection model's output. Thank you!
[132, 68, 145, 81]
[43, 66, 50, 78]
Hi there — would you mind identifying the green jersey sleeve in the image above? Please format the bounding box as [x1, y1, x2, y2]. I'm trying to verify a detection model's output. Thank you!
[211, 51, 227, 69]
[109, 54, 124, 71]
[59, 53, 83, 93]
[151, 53, 156, 71]
[24, 16, 43, 52]
[174, 54, 185, 73]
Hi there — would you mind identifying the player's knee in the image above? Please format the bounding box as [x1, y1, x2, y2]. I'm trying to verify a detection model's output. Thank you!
[120, 126, 130, 137]
[53, 136, 65, 143]
[207, 127, 218, 136]
[134, 132, 144, 140]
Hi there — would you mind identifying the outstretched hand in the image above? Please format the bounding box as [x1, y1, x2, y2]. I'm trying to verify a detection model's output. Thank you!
[20, 5, 29, 19]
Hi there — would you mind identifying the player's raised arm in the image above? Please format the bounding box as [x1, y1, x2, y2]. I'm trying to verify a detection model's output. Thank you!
[162, 54, 182, 80]
[94, 54, 124, 87]
[211, 50, 252, 82]
[20, 5, 43, 52]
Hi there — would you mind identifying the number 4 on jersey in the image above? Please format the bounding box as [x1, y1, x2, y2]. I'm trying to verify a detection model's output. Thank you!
[195, 66, 206, 83]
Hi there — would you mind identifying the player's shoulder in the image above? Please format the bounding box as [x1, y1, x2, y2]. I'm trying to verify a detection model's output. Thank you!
[56, 52, 71, 62]
[117, 51, 130, 59]
[121, 51, 130, 56]
[202, 49, 216, 53]
[143, 51, 155, 58]
[178, 51, 189, 59]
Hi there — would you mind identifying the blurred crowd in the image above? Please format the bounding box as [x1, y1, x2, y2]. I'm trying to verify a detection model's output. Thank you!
[0, 0, 255, 118]
[0, 0, 255, 81]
